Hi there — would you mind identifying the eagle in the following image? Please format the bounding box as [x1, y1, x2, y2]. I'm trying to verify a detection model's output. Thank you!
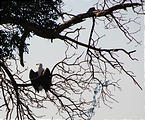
[29, 63, 52, 92]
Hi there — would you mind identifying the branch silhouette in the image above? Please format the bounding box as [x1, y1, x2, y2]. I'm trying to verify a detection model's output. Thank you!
[0, 1, 144, 120]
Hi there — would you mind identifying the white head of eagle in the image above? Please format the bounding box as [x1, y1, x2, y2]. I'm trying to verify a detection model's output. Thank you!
[29, 63, 52, 92]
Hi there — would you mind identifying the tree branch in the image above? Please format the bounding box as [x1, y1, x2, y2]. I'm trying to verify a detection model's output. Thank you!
[93, 3, 142, 16]
[56, 3, 141, 33]
[0, 3, 142, 39]
[0, 62, 17, 89]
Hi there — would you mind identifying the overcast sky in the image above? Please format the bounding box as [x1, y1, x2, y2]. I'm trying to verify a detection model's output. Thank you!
[1, 0, 145, 120]
[26, 0, 145, 120]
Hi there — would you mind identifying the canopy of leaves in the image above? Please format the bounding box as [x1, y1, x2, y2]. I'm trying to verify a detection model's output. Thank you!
[0, 0, 63, 61]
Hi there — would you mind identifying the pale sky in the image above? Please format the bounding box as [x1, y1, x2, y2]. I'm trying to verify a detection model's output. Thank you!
[1, 0, 145, 120]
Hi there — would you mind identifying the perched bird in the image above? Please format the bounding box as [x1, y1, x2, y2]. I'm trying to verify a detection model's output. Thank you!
[29, 69, 42, 92]
[29, 63, 52, 92]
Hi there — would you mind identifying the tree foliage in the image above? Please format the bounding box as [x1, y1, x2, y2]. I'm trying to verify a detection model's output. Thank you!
[0, 0, 63, 64]
[0, 0, 144, 120]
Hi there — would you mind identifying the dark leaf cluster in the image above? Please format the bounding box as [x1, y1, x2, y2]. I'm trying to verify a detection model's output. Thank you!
[0, 30, 29, 60]
[1, 0, 62, 29]
[0, 0, 63, 61]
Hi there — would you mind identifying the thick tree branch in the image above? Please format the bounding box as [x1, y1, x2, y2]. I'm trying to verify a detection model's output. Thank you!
[0, 3, 142, 39]
[93, 3, 142, 16]
[56, 3, 141, 33]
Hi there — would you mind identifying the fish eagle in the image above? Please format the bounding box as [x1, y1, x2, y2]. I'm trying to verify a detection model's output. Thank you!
[29, 63, 52, 92]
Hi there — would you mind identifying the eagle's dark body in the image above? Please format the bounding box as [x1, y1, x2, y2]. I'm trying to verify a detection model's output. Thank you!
[29, 64, 52, 92]
[41, 68, 52, 92]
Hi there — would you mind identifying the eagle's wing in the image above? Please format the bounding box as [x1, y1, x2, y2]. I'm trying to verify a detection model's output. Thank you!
[41, 68, 52, 92]
[29, 69, 41, 92]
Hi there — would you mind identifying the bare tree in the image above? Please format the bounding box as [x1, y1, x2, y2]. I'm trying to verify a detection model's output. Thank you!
[0, 0, 144, 120]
